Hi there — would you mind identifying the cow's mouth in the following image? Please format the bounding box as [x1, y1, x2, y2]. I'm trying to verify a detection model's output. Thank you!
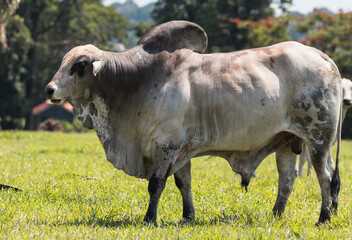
[50, 98, 65, 105]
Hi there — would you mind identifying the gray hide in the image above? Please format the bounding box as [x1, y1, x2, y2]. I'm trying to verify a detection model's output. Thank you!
[298, 78, 352, 176]
[46, 20, 342, 224]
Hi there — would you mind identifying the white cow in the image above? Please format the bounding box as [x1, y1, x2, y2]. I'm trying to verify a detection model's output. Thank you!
[298, 78, 352, 176]
[45, 21, 342, 225]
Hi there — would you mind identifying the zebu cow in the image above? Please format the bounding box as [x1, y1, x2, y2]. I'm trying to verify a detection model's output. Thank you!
[45, 21, 342, 225]
[298, 78, 352, 176]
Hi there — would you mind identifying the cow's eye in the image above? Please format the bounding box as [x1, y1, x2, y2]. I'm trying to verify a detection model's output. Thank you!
[70, 61, 87, 76]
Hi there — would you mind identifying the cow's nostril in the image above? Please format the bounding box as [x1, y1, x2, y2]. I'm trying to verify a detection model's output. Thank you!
[343, 99, 352, 106]
[45, 87, 54, 99]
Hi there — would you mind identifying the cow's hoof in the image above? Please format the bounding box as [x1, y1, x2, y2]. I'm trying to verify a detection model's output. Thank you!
[142, 216, 157, 226]
[142, 220, 156, 226]
[180, 217, 194, 224]
[315, 221, 324, 227]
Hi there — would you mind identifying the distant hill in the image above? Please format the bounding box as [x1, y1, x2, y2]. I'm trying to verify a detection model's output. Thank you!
[111, 0, 154, 25]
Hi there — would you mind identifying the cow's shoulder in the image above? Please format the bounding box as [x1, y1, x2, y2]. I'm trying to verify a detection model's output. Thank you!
[137, 20, 208, 54]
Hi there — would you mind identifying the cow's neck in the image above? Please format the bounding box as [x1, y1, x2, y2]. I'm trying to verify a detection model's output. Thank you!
[70, 95, 148, 178]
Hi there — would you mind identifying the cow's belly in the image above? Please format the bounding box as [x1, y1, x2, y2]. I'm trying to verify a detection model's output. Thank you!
[194, 104, 288, 152]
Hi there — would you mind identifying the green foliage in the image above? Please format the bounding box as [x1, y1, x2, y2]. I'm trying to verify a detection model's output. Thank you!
[0, 131, 352, 238]
[296, 10, 352, 79]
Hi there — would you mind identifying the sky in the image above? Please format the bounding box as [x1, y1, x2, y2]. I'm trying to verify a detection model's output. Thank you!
[103, 0, 352, 14]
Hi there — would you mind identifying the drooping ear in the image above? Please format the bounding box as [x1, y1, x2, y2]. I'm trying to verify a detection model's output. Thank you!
[92, 60, 102, 77]
[137, 21, 208, 53]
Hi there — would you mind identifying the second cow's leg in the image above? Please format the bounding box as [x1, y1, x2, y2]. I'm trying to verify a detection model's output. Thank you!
[273, 145, 298, 217]
[174, 161, 195, 222]
[298, 144, 311, 177]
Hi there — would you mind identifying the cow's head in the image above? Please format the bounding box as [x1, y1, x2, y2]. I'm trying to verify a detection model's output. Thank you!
[342, 78, 352, 108]
[45, 44, 103, 104]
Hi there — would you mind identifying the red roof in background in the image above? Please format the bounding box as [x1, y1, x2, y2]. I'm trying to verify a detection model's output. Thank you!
[32, 100, 73, 115]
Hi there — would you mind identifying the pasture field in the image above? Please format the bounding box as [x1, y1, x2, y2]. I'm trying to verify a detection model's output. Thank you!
[0, 131, 352, 239]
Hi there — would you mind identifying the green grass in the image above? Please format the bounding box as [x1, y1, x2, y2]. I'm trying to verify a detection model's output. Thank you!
[0, 131, 352, 239]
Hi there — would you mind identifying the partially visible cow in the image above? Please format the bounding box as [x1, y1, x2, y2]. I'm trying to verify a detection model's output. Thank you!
[298, 78, 352, 176]
[45, 21, 342, 225]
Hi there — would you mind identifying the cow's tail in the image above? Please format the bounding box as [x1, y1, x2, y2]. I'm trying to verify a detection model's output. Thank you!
[331, 90, 342, 213]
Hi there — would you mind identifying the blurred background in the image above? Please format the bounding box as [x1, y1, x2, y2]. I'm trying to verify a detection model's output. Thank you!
[1, 0, 352, 137]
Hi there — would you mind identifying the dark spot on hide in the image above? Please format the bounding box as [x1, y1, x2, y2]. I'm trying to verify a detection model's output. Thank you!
[154, 96, 157, 100]
[292, 117, 309, 133]
[220, 61, 229, 74]
[292, 99, 311, 112]
[201, 59, 213, 75]
[290, 138, 302, 155]
[292, 101, 300, 109]
[89, 103, 97, 116]
[312, 90, 329, 121]
[301, 103, 311, 112]
[138, 111, 141, 116]
[313, 122, 336, 143]
[154, 83, 158, 88]
[261, 98, 265, 106]
[310, 128, 321, 141]
[304, 116, 313, 123]
[189, 66, 197, 75]
[269, 57, 275, 69]
[83, 115, 93, 129]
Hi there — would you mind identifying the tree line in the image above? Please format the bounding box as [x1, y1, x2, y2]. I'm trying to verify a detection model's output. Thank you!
[1, 0, 352, 132]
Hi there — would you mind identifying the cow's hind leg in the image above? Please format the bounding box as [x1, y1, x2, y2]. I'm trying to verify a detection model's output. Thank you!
[273, 145, 298, 217]
[310, 146, 336, 225]
[174, 161, 195, 222]
[143, 174, 167, 224]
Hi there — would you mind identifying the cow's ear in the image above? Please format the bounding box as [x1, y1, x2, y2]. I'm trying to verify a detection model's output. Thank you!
[137, 21, 208, 54]
[92, 60, 102, 77]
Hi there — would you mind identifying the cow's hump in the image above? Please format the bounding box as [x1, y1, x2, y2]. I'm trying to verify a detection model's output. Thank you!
[137, 20, 208, 53]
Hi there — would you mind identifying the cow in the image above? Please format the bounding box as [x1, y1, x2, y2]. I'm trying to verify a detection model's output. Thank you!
[298, 78, 352, 177]
[45, 21, 342, 225]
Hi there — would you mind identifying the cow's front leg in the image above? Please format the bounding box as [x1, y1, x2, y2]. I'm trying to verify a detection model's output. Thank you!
[143, 174, 167, 223]
[174, 161, 195, 222]
[273, 145, 298, 217]
[143, 142, 180, 223]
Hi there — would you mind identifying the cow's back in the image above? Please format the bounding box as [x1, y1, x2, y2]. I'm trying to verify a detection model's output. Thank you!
[179, 41, 341, 152]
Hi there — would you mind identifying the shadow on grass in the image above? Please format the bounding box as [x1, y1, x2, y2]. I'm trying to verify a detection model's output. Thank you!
[0, 183, 21, 191]
[55, 212, 257, 228]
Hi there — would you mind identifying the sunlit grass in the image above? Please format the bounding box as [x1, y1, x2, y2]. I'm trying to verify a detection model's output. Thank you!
[0, 131, 352, 239]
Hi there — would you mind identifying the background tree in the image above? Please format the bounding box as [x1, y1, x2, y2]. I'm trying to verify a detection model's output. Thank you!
[0, 0, 130, 129]
[0, 0, 20, 50]
[296, 9, 352, 79]
[230, 15, 292, 49]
